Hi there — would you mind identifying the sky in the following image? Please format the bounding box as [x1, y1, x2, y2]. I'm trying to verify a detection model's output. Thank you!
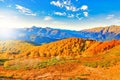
[0, 0, 120, 30]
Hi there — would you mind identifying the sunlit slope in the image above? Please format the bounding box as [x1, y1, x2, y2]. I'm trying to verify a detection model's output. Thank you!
[0, 40, 34, 54]
[83, 25, 120, 33]
[18, 38, 120, 58]
[18, 38, 95, 58]
[83, 40, 120, 56]
[0, 38, 120, 58]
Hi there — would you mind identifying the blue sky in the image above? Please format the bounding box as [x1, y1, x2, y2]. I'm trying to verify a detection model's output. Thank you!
[0, 0, 120, 30]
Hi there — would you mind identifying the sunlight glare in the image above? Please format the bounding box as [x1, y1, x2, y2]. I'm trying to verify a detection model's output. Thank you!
[0, 28, 15, 39]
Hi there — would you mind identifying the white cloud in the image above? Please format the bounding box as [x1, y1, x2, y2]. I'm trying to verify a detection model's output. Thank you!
[83, 12, 88, 17]
[65, 5, 78, 12]
[15, 4, 36, 16]
[51, 0, 89, 20]
[50, 0, 80, 12]
[68, 14, 74, 18]
[106, 14, 115, 20]
[81, 5, 88, 10]
[44, 16, 53, 21]
[54, 12, 66, 16]
[50, 1, 63, 8]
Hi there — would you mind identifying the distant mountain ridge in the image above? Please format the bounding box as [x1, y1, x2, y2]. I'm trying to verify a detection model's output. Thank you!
[1, 25, 120, 44]
[82, 25, 120, 41]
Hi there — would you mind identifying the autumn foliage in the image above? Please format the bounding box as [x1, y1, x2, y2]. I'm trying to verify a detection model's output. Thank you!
[0, 38, 120, 80]
[17, 38, 120, 58]
[0, 40, 33, 54]
[0, 40, 34, 59]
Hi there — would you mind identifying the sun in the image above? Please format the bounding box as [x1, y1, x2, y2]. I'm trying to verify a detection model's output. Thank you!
[0, 28, 15, 39]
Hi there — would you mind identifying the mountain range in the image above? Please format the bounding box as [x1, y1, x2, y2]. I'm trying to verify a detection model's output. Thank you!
[0, 25, 120, 45]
